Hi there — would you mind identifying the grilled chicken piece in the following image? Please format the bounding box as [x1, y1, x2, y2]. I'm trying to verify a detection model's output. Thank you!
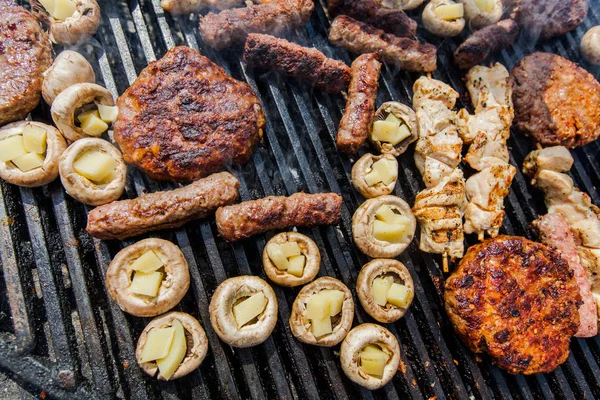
[522, 146, 573, 177]
[465, 64, 513, 113]
[412, 75, 458, 110]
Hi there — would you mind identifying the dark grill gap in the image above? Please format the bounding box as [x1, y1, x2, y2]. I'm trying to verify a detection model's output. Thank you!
[1, 0, 600, 399]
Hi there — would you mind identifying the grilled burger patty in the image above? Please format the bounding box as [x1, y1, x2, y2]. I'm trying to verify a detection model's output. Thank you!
[513, 0, 587, 40]
[0, 0, 52, 126]
[445, 236, 581, 375]
[511, 52, 600, 148]
[114, 46, 265, 181]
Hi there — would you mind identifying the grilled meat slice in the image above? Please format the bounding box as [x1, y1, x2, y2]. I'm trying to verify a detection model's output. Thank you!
[0, 0, 52, 126]
[243, 34, 350, 93]
[511, 52, 600, 148]
[198, 0, 314, 50]
[327, 0, 417, 38]
[445, 236, 581, 374]
[514, 0, 587, 40]
[336, 53, 381, 154]
[453, 19, 518, 70]
[329, 16, 437, 72]
[162, 0, 247, 14]
[215, 193, 342, 241]
[114, 46, 265, 182]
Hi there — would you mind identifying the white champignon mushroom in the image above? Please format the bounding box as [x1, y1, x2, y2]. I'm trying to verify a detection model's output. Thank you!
[262, 232, 321, 287]
[209, 276, 278, 348]
[51, 82, 115, 142]
[422, 0, 466, 38]
[370, 102, 418, 157]
[0, 121, 67, 188]
[31, 0, 101, 45]
[379, 0, 426, 11]
[581, 26, 600, 65]
[457, 0, 502, 29]
[106, 238, 190, 317]
[352, 195, 416, 258]
[356, 259, 414, 323]
[58, 138, 126, 206]
[340, 323, 401, 390]
[351, 153, 398, 199]
[136, 312, 208, 380]
[289, 276, 354, 347]
[42, 50, 96, 106]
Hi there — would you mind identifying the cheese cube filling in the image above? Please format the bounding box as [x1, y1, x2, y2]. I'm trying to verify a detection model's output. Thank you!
[139, 320, 188, 380]
[371, 274, 411, 309]
[266, 241, 306, 277]
[22, 125, 47, 154]
[360, 344, 390, 377]
[306, 289, 345, 337]
[364, 158, 397, 187]
[73, 150, 118, 184]
[130, 271, 164, 297]
[372, 205, 411, 243]
[474, 0, 494, 13]
[0, 136, 27, 163]
[233, 292, 267, 328]
[131, 250, 164, 273]
[371, 114, 411, 146]
[434, 3, 464, 21]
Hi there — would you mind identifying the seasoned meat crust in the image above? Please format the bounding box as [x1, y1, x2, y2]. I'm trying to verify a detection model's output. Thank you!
[511, 52, 600, 148]
[453, 19, 518, 70]
[0, 0, 52, 126]
[514, 0, 587, 40]
[243, 33, 351, 93]
[445, 236, 581, 374]
[114, 47, 265, 181]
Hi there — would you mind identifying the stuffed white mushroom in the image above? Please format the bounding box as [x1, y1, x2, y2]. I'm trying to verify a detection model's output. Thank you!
[422, 0, 466, 38]
[351, 153, 398, 199]
[581, 26, 600, 65]
[42, 51, 96, 105]
[457, 0, 502, 29]
[263, 232, 321, 287]
[31, 0, 101, 45]
[370, 102, 418, 156]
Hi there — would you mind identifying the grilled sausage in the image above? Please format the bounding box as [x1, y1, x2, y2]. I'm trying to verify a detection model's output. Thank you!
[215, 193, 342, 241]
[198, 0, 314, 50]
[243, 33, 351, 93]
[453, 19, 518, 70]
[336, 53, 382, 154]
[86, 172, 240, 240]
[327, 0, 417, 38]
[328, 16, 437, 72]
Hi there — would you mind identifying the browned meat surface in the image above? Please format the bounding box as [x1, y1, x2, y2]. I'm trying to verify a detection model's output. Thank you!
[114, 46, 265, 182]
[198, 0, 314, 50]
[532, 213, 598, 338]
[86, 172, 240, 240]
[0, 0, 52, 126]
[328, 16, 437, 72]
[514, 0, 587, 40]
[453, 19, 518, 70]
[215, 193, 342, 241]
[445, 236, 581, 375]
[243, 33, 350, 93]
[327, 0, 417, 38]
[511, 52, 600, 148]
[162, 0, 246, 14]
[336, 53, 381, 154]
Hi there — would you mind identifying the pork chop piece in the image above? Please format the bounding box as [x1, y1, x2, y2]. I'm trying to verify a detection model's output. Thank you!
[0, 0, 52, 126]
[514, 0, 587, 40]
[114, 46, 265, 182]
[445, 235, 581, 374]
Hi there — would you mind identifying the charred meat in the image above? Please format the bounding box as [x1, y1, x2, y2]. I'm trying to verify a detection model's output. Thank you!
[514, 0, 587, 40]
[453, 19, 518, 70]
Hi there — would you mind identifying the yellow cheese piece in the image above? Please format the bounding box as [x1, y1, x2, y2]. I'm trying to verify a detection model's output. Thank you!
[434, 3, 464, 20]
[73, 150, 118, 183]
[372, 276, 393, 306]
[384, 113, 402, 126]
[320, 289, 344, 316]
[360, 345, 389, 377]
[287, 255, 305, 277]
[311, 316, 332, 337]
[52, 0, 76, 21]
[375, 205, 407, 224]
[387, 283, 411, 308]
[0, 135, 26, 163]
[12, 152, 45, 172]
[233, 292, 267, 328]
[139, 327, 175, 363]
[22, 125, 47, 154]
[130, 250, 164, 273]
[372, 120, 399, 142]
[364, 158, 397, 186]
[362, 344, 390, 360]
[97, 104, 119, 123]
[306, 293, 331, 321]
[78, 110, 109, 136]
[156, 319, 187, 380]
[39, 0, 55, 14]
[266, 243, 289, 270]
[130, 271, 164, 297]
[278, 242, 302, 258]
[372, 220, 410, 243]
[474, 0, 493, 13]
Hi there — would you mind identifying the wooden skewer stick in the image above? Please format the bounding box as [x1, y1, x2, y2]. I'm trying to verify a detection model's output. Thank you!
[443, 250, 449, 273]
[535, 142, 542, 150]
[478, 232, 484, 241]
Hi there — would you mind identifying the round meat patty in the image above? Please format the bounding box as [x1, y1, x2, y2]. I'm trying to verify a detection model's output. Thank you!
[0, 0, 52, 126]
[511, 52, 600, 148]
[513, 0, 587, 40]
[444, 235, 581, 375]
[114, 46, 265, 181]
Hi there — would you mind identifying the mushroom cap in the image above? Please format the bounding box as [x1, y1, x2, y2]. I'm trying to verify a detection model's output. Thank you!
[42, 50, 96, 106]
[340, 323, 401, 390]
[51, 83, 115, 142]
[136, 311, 208, 380]
[31, 0, 101, 45]
[422, 0, 466, 38]
[352, 196, 416, 258]
[58, 137, 126, 206]
[262, 232, 321, 287]
[457, 0, 502, 29]
[351, 153, 398, 199]
[379, 0, 426, 10]
[209, 276, 278, 348]
[581, 26, 600, 65]
[356, 259, 414, 323]
[289, 276, 354, 347]
[0, 121, 67, 188]
[106, 238, 190, 317]
[370, 102, 418, 156]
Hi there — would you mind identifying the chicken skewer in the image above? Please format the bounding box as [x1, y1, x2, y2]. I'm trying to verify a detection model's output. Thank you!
[457, 63, 516, 240]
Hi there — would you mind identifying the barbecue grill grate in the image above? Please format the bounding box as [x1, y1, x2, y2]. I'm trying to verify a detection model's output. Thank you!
[2, 0, 600, 399]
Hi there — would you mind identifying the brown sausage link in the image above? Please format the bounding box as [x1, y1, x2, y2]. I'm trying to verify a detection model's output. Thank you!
[453, 19, 518, 70]
[86, 172, 239, 240]
[336, 53, 382, 154]
[215, 193, 343, 241]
